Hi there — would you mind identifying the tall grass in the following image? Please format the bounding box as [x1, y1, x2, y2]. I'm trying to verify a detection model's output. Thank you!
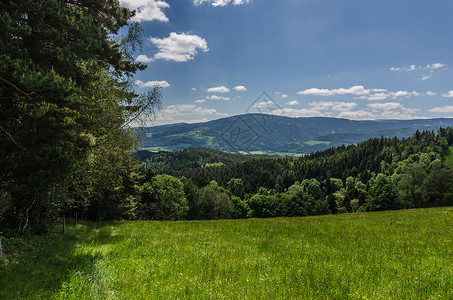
[1, 207, 452, 299]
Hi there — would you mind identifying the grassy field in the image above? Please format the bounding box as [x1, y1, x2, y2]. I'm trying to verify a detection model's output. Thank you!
[1, 208, 452, 299]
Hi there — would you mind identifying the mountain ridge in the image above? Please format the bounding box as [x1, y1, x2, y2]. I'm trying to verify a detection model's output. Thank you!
[136, 114, 453, 154]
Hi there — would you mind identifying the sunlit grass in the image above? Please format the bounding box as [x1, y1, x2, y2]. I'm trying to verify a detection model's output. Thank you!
[1, 207, 453, 299]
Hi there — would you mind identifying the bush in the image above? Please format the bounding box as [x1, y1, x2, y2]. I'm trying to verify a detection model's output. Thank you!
[196, 186, 233, 220]
[140, 175, 188, 221]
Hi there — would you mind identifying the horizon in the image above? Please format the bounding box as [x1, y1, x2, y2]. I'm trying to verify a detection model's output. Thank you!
[120, 0, 453, 126]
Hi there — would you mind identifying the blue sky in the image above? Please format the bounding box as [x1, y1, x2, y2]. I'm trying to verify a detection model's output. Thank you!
[119, 0, 453, 125]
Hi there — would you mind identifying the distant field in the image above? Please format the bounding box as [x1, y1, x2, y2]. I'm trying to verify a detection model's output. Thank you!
[1, 208, 452, 299]
[446, 146, 453, 166]
[304, 140, 331, 146]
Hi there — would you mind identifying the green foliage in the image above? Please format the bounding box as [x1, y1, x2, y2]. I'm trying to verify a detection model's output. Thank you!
[0, 0, 160, 233]
[141, 147, 258, 176]
[140, 175, 188, 221]
[195, 185, 233, 220]
[230, 195, 251, 219]
[365, 174, 397, 211]
[247, 194, 281, 218]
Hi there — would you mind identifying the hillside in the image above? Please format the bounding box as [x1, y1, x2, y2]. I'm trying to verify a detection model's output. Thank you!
[137, 114, 453, 154]
[1, 208, 452, 299]
[135, 147, 262, 176]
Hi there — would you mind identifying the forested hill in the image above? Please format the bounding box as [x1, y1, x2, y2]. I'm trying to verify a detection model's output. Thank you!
[137, 114, 453, 154]
[182, 128, 453, 203]
[135, 148, 261, 176]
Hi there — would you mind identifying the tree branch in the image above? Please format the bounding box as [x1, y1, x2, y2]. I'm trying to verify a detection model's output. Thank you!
[0, 125, 23, 150]
[0, 76, 43, 99]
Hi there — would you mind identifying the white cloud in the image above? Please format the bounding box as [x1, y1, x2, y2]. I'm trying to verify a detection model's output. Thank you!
[309, 101, 358, 112]
[297, 85, 370, 96]
[281, 94, 288, 98]
[162, 104, 225, 116]
[136, 54, 154, 63]
[364, 93, 389, 101]
[337, 110, 376, 120]
[206, 95, 230, 101]
[253, 101, 275, 109]
[425, 63, 446, 70]
[426, 91, 437, 96]
[193, 0, 252, 7]
[195, 99, 206, 103]
[367, 102, 404, 111]
[287, 100, 299, 106]
[135, 80, 170, 88]
[358, 90, 421, 101]
[275, 91, 282, 95]
[421, 74, 432, 81]
[390, 62, 446, 72]
[428, 106, 453, 113]
[119, 0, 170, 22]
[441, 91, 453, 98]
[143, 32, 209, 63]
[272, 108, 326, 118]
[390, 64, 418, 72]
[233, 85, 247, 92]
[191, 88, 197, 91]
[207, 86, 230, 93]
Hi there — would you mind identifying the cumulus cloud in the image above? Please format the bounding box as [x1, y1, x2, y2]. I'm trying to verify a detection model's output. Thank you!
[297, 85, 370, 96]
[441, 91, 453, 98]
[136, 55, 154, 63]
[366, 102, 419, 118]
[428, 106, 453, 113]
[207, 86, 230, 93]
[154, 104, 227, 125]
[195, 99, 206, 103]
[119, 0, 170, 22]
[309, 101, 358, 111]
[425, 63, 446, 70]
[272, 108, 326, 118]
[191, 88, 197, 91]
[135, 80, 170, 88]
[426, 91, 437, 96]
[421, 74, 432, 81]
[358, 90, 421, 101]
[140, 32, 209, 63]
[281, 94, 288, 98]
[337, 110, 375, 120]
[193, 0, 252, 7]
[253, 101, 275, 109]
[233, 85, 247, 92]
[287, 100, 299, 106]
[206, 95, 230, 101]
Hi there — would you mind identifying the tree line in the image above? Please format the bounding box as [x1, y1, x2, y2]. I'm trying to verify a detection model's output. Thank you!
[132, 128, 453, 221]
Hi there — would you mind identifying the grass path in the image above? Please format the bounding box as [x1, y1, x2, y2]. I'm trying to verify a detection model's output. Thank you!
[1, 208, 453, 299]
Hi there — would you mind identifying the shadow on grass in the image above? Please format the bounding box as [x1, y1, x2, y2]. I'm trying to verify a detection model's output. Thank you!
[0, 220, 123, 299]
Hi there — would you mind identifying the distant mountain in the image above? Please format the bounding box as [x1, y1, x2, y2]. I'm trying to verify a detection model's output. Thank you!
[135, 114, 453, 154]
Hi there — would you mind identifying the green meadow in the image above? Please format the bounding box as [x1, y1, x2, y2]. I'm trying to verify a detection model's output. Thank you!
[1, 207, 452, 299]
